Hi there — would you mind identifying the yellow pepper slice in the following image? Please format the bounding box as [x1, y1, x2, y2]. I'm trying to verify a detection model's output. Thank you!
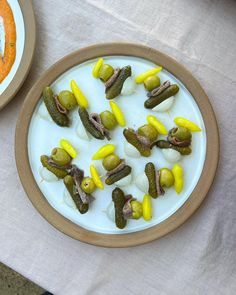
[174, 117, 201, 132]
[92, 58, 104, 78]
[70, 80, 89, 108]
[109, 101, 126, 127]
[172, 163, 184, 194]
[90, 164, 104, 189]
[147, 115, 168, 135]
[135, 67, 162, 84]
[60, 139, 77, 159]
[92, 144, 116, 160]
[142, 194, 152, 221]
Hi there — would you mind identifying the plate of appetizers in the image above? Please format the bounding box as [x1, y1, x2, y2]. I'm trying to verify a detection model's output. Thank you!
[15, 43, 219, 247]
[0, 0, 36, 110]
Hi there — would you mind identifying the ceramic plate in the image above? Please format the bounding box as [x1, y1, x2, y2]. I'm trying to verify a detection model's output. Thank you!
[0, 0, 36, 110]
[15, 43, 219, 247]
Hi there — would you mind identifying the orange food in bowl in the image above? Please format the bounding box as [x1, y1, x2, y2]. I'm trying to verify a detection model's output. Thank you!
[0, 0, 16, 83]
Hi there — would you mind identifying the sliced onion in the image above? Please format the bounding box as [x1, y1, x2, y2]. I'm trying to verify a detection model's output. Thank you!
[63, 188, 76, 208]
[39, 167, 58, 182]
[105, 201, 115, 222]
[152, 97, 174, 112]
[76, 122, 90, 141]
[135, 172, 149, 193]
[162, 149, 181, 163]
[121, 76, 136, 95]
[114, 174, 132, 187]
[124, 142, 140, 158]
[37, 102, 52, 121]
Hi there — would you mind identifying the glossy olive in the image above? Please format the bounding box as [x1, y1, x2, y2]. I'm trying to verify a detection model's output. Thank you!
[159, 168, 174, 188]
[170, 126, 192, 141]
[131, 200, 143, 219]
[58, 90, 77, 110]
[100, 110, 117, 130]
[138, 124, 158, 142]
[81, 177, 96, 194]
[144, 75, 160, 91]
[51, 148, 71, 166]
[102, 154, 121, 171]
[99, 64, 114, 82]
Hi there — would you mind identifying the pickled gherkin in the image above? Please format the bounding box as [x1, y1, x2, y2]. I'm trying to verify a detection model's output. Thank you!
[105, 165, 132, 185]
[145, 84, 179, 109]
[154, 140, 192, 155]
[78, 107, 104, 140]
[145, 162, 158, 199]
[123, 128, 151, 157]
[112, 188, 127, 229]
[106, 66, 132, 99]
[40, 155, 68, 179]
[43, 87, 69, 127]
[64, 175, 89, 214]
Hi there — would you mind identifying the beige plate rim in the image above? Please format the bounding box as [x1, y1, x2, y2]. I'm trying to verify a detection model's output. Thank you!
[15, 43, 220, 248]
[0, 0, 36, 110]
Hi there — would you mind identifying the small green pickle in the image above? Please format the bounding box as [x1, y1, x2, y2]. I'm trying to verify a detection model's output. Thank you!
[43, 87, 69, 127]
[105, 165, 132, 185]
[64, 175, 89, 214]
[112, 188, 127, 229]
[145, 162, 158, 199]
[40, 155, 68, 179]
[154, 140, 192, 155]
[123, 129, 151, 157]
[78, 107, 104, 140]
[144, 84, 179, 109]
[106, 66, 132, 99]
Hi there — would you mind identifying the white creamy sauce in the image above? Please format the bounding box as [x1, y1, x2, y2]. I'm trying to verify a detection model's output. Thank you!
[0, 17, 5, 57]
[28, 56, 206, 234]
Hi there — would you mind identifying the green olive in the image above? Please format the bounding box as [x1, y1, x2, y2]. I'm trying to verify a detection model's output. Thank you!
[138, 124, 158, 142]
[159, 168, 174, 188]
[98, 64, 114, 82]
[51, 148, 71, 166]
[100, 110, 117, 130]
[102, 154, 121, 171]
[131, 200, 143, 219]
[170, 127, 192, 141]
[144, 75, 160, 91]
[58, 90, 77, 110]
[81, 177, 96, 194]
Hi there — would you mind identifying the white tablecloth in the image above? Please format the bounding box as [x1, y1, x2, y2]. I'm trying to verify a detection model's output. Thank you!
[0, 0, 236, 294]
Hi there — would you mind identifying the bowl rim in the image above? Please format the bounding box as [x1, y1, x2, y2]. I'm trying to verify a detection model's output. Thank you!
[0, 0, 36, 110]
[15, 43, 219, 247]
